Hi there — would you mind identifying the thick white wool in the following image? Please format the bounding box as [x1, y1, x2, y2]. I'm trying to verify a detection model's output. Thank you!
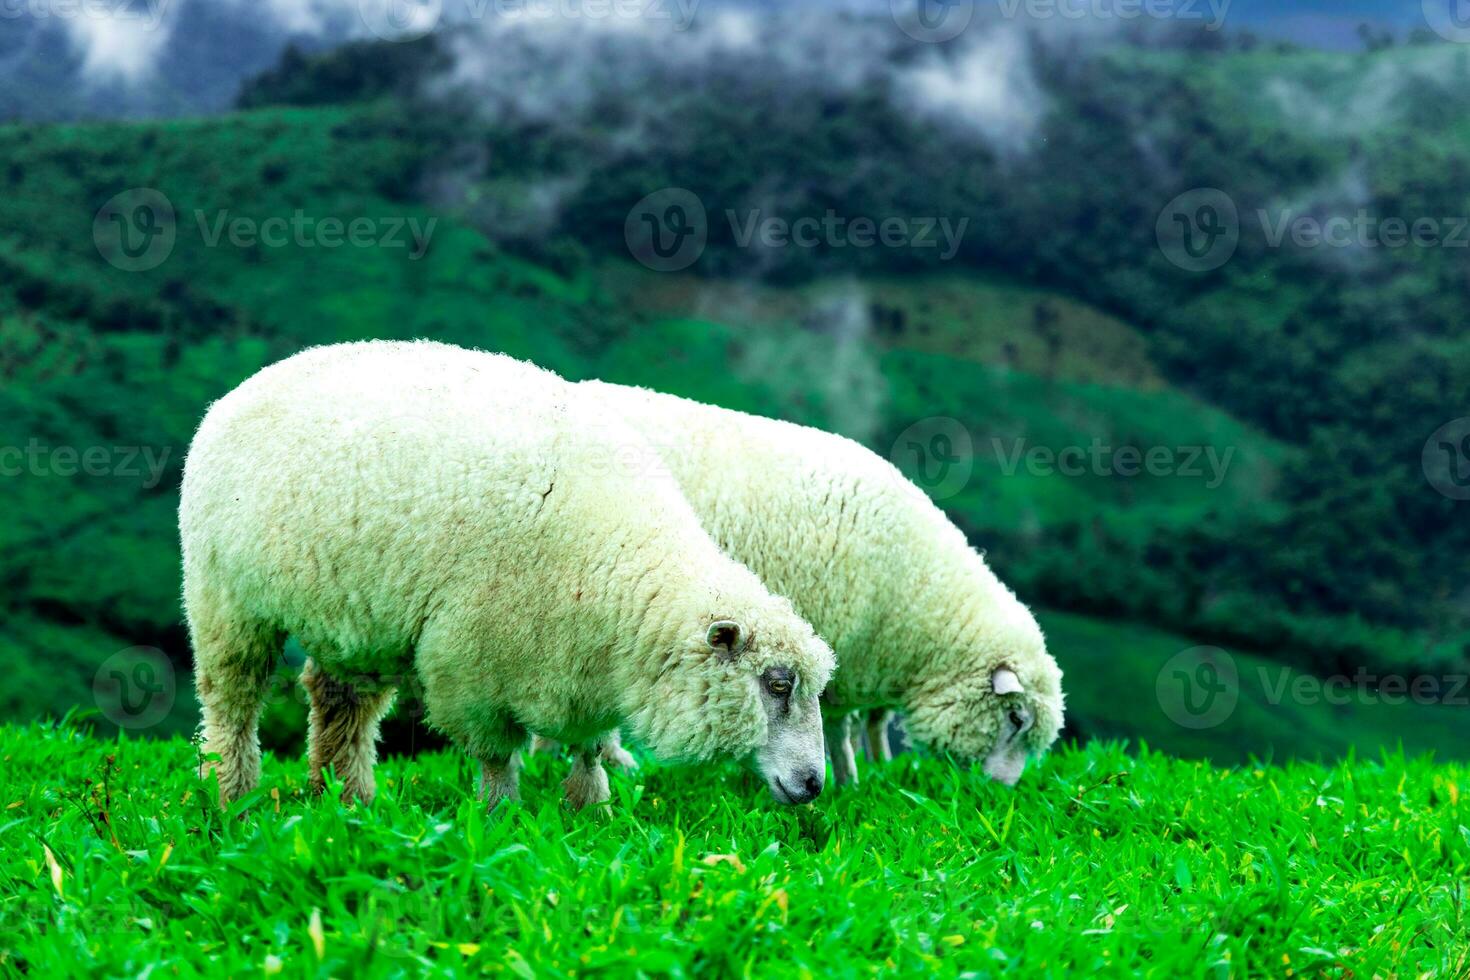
[180, 341, 833, 792]
[581, 380, 1065, 763]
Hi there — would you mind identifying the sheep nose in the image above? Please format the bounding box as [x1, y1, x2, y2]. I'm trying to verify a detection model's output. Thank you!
[790, 769, 822, 803]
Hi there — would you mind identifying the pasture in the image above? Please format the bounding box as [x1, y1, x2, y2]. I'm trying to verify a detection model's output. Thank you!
[1, 722, 1462, 977]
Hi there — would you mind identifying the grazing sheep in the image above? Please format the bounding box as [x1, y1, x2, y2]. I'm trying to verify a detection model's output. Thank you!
[180, 341, 834, 810]
[580, 381, 1064, 787]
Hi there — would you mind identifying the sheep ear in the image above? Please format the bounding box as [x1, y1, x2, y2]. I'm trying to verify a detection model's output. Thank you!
[992, 667, 1023, 696]
[707, 620, 745, 659]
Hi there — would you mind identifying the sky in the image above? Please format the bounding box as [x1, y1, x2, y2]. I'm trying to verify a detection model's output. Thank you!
[1222, 0, 1439, 48]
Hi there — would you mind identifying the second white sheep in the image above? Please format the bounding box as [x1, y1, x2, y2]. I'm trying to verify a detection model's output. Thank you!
[580, 381, 1065, 787]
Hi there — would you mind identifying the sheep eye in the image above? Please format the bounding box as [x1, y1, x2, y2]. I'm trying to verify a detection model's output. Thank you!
[1009, 711, 1025, 731]
[764, 669, 794, 698]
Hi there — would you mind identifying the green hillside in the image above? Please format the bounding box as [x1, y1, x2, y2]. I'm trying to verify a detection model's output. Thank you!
[1043, 611, 1470, 765]
[2, 42, 1466, 760]
[597, 267, 1172, 390]
[0, 106, 621, 740]
[0, 104, 1288, 746]
[594, 295, 1288, 536]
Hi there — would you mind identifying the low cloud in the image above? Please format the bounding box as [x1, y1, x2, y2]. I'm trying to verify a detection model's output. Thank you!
[895, 27, 1047, 153]
[63, 7, 175, 84]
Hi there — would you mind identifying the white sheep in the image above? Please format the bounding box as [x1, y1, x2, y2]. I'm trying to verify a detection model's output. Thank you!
[179, 341, 834, 810]
[580, 381, 1065, 786]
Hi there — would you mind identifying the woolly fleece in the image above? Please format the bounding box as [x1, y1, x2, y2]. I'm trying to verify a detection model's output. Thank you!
[180, 341, 833, 806]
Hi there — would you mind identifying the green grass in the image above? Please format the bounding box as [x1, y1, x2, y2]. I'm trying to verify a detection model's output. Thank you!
[2, 723, 1467, 977]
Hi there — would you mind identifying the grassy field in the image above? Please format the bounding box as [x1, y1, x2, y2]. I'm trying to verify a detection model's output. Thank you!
[1, 723, 1465, 977]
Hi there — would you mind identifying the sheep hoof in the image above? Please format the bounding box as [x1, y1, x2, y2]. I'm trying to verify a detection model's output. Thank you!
[340, 785, 374, 807]
[478, 758, 521, 813]
[563, 761, 611, 811]
[480, 782, 520, 814]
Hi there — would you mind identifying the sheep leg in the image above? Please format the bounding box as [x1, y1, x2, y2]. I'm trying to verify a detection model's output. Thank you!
[563, 739, 612, 810]
[478, 753, 522, 810]
[849, 714, 866, 762]
[531, 731, 635, 770]
[535, 729, 634, 771]
[826, 714, 859, 787]
[530, 734, 561, 755]
[866, 709, 894, 763]
[416, 647, 527, 812]
[301, 659, 396, 805]
[600, 730, 638, 771]
[189, 601, 280, 807]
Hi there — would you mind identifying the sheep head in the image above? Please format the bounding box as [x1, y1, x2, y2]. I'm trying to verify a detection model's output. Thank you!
[903, 642, 1065, 786]
[624, 595, 834, 805]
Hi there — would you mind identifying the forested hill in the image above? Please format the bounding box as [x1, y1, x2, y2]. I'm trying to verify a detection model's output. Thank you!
[238, 27, 1470, 661]
[3, 25, 1467, 760]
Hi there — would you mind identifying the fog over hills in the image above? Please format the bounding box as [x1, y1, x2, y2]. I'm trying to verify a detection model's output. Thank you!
[0, 0, 1440, 123]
